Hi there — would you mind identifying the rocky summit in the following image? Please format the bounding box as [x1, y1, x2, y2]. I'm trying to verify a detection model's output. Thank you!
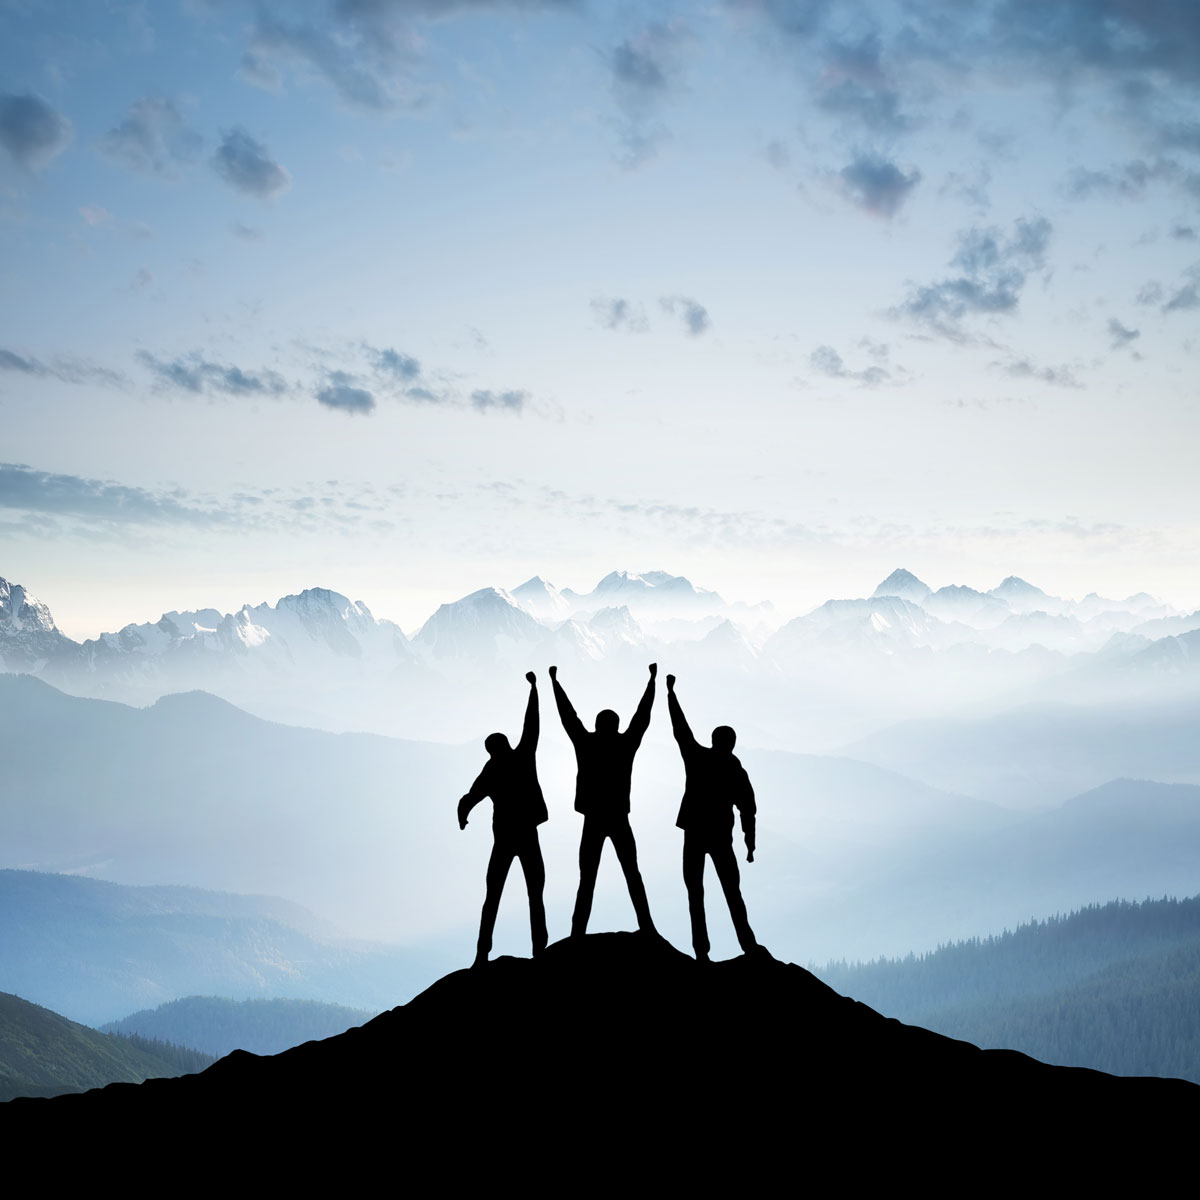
[6, 933, 1197, 1182]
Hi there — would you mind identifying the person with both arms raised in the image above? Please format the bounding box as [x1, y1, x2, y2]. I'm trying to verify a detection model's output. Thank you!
[665, 671, 760, 962]
[549, 662, 659, 939]
[457, 670, 548, 968]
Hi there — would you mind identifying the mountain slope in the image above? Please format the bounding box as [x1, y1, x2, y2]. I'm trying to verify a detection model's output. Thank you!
[0, 992, 213, 1101]
[6, 934, 1196, 1179]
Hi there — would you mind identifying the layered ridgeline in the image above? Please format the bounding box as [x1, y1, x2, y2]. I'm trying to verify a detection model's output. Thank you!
[4, 567, 1200, 757]
[102, 997, 376, 1058]
[817, 895, 1200, 1083]
[7, 683, 1200, 968]
[0, 992, 213, 1102]
[6, 936, 1197, 1180]
[0, 870, 450, 1027]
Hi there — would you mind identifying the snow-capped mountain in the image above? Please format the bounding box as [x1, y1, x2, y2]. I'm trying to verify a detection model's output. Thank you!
[509, 577, 573, 622]
[0, 577, 73, 669]
[414, 587, 545, 662]
[871, 568, 932, 605]
[5, 564, 1198, 748]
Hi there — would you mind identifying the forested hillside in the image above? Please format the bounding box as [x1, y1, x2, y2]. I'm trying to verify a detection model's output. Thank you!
[0, 992, 213, 1101]
[816, 896, 1200, 1081]
[104, 996, 378, 1057]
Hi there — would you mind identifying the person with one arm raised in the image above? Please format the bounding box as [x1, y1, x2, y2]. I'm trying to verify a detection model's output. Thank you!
[457, 670, 549, 968]
[549, 662, 659, 939]
[665, 672, 760, 962]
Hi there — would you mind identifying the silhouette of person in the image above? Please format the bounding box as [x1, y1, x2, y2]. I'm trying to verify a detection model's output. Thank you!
[549, 663, 658, 938]
[458, 671, 548, 968]
[665, 673, 759, 962]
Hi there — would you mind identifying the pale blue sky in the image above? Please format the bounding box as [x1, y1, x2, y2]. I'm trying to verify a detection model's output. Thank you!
[2, 1, 1199, 636]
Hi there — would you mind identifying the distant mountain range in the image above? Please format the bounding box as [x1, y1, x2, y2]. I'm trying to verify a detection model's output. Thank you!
[0, 867, 449, 1026]
[4, 566, 1199, 750]
[6, 679, 1200, 965]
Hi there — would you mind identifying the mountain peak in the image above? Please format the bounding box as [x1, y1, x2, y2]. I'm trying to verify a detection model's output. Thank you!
[9, 931, 1194, 1166]
[871, 568, 931, 602]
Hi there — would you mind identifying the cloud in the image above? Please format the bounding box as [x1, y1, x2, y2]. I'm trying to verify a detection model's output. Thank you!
[0, 347, 123, 387]
[1163, 283, 1200, 313]
[809, 344, 890, 386]
[838, 153, 921, 217]
[992, 358, 1082, 388]
[1172, 224, 1197, 241]
[609, 22, 690, 168]
[0, 463, 230, 526]
[0, 92, 71, 169]
[249, 8, 428, 113]
[99, 97, 201, 176]
[370, 346, 422, 381]
[659, 295, 710, 336]
[231, 222, 264, 241]
[895, 216, 1052, 337]
[471, 389, 527, 413]
[591, 297, 649, 332]
[137, 351, 289, 396]
[317, 371, 376, 413]
[1108, 318, 1140, 349]
[817, 33, 911, 135]
[212, 128, 291, 199]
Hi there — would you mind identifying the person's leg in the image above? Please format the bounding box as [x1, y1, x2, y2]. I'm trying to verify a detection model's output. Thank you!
[571, 819, 604, 937]
[682, 835, 709, 960]
[610, 819, 656, 933]
[710, 840, 757, 954]
[516, 831, 548, 954]
[477, 841, 515, 966]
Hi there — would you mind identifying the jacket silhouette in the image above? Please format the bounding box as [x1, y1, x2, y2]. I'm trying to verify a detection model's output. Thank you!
[550, 663, 658, 937]
[666, 674, 758, 961]
[458, 671, 548, 967]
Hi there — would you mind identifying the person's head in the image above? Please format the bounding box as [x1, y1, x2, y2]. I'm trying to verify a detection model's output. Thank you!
[594, 709, 620, 735]
[712, 725, 736, 753]
[484, 732, 511, 758]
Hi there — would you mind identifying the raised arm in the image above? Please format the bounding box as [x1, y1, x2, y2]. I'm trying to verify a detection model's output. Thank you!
[735, 765, 757, 863]
[625, 663, 657, 748]
[665, 673, 697, 752]
[549, 665, 585, 745]
[457, 765, 491, 830]
[517, 670, 539, 753]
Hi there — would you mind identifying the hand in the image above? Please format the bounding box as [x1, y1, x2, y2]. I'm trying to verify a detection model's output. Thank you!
[747, 848, 755, 863]
[549, 665, 558, 680]
[459, 817, 468, 830]
[526, 671, 536, 685]
[648, 662, 658, 679]
[666, 673, 676, 691]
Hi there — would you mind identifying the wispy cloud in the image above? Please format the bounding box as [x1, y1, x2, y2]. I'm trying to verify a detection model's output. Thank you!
[0, 463, 232, 526]
[137, 351, 289, 396]
[895, 217, 1052, 339]
[659, 295, 710, 336]
[608, 22, 690, 168]
[99, 96, 201, 176]
[0, 348, 123, 388]
[591, 297, 649, 332]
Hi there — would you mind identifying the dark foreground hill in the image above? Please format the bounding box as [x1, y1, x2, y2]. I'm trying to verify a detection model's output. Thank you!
[6, 934, 1198, 1179]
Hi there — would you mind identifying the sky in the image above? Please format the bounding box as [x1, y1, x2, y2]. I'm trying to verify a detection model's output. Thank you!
[2, 0, 1199, 639]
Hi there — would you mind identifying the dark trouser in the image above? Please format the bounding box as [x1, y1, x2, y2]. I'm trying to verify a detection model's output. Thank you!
[683, 832, 757, 958]
[572, 815, 656, 936]
[477, 827, 548, 959]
